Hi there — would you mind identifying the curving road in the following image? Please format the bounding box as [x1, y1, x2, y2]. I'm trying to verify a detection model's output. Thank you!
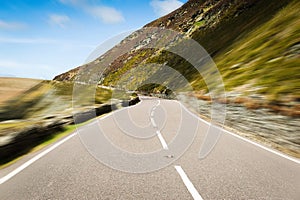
[0, 96, 299, 199]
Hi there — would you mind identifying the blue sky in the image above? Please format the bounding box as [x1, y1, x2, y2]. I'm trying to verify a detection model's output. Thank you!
[0, 0, 187, 79]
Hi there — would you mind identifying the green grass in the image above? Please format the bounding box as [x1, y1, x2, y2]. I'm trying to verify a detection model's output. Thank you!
[102, 49, 154, 86]
[33, 125, 76, 149]
[213, 0, 300, 101]
[194, 20, 205, 27]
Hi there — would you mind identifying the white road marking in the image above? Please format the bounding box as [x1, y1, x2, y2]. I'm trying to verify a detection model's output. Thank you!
[157, 100, 160, 106]
[0, 132, 77, 185]
[174, 165, 203, 200]
[150, 117, 157, 127]
[2, 96, 298, 186]
[156, 130, 169, 150]
[222, 128, 300, 164]
[177, 101, 300, 164]
[151, 99, 169, 150]
[150, 111, 154, 117]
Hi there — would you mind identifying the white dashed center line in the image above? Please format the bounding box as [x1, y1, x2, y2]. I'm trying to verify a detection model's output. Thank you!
[156, 130, 168, 150]
[150, 99, 168, 150]
[174, 165, 203, 200]
[150, 117, 157, 127]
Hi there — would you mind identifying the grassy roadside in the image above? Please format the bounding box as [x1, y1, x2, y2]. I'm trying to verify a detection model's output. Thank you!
[0, 91, 139, 169]
[0, 79, 115, 168]
[0, 115, 106, 169]
[0, 124, 77, 169]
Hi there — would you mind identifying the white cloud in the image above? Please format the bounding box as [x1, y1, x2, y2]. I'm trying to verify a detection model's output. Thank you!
[48, 14, 70, 28]
[58, 0, 125, 24]
[0, 19, 27, 30]
[87, 6, 124, 24]
[150, 0, 184, 17]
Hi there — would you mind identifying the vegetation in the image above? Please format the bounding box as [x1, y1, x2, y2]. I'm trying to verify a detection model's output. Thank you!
[102, 49, 154, 86]
[0, 80, 114, 121]
[98, 0, 299, 109]
[0, 80, 124, 166]
[214, 0, 300, 101]
[0, 124, 77, 168]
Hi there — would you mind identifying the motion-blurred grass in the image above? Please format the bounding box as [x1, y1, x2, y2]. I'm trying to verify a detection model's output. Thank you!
[0, 80, 113, 121]
[0, 124, 77, 169]
[214, 0, 300, 101]
[0, 79, 116, 166]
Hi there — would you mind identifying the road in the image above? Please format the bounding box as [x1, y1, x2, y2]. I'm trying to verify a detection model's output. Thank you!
[0, 97, 299, 199]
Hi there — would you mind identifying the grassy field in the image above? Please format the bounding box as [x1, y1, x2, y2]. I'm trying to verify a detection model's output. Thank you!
[0, 77, 42, 105]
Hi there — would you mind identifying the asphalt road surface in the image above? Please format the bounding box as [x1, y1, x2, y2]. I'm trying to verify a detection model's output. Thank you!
[0, 97, 299, 199]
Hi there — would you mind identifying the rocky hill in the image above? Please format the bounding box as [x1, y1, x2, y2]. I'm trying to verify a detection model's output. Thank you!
[54, 0, 299, 116]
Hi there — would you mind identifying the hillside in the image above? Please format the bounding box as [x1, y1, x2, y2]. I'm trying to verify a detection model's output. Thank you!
[54, 0, 298, 115]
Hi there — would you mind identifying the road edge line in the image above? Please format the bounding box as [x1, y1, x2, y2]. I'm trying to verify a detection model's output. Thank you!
[0, 95, 151, 184]
[0, 132, 77, 185]
[176, 101, 300, 164]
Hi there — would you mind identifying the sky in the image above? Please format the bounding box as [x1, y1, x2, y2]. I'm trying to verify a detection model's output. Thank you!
[0, 0, 187, 79]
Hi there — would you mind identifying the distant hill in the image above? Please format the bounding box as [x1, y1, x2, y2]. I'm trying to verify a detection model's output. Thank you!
[0, 77, 42, 104]
[54, 0, 299, 116]
[0, 74, 16, 77]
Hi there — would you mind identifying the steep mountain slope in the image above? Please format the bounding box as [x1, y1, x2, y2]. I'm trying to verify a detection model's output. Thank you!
[54, 0, 299, 116]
